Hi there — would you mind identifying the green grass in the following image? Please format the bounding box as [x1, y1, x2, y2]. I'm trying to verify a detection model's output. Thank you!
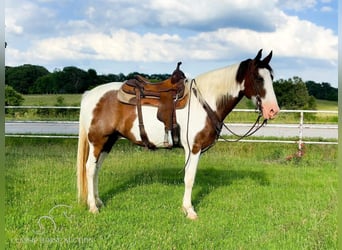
[5, 138, 337, 249]
[22, 94, 82, 106]
[314, 99, 338, 111]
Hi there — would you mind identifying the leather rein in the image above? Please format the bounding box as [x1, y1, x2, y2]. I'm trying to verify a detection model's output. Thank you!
[190, 79, 268, 143]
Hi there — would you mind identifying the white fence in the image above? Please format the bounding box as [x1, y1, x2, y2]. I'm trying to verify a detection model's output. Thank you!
[5, 106, 338, 148]
[222, 109, 338, 150]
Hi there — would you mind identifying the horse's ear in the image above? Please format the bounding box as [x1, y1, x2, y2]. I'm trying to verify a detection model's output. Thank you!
[254, 49, 263, 61]
[262, 51, 273, 65]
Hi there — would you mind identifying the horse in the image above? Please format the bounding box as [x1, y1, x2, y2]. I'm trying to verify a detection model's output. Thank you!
[76, 49, 280, 220]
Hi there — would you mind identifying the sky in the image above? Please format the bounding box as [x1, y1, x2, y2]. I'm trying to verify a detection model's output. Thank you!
[5, 0, 338, 87]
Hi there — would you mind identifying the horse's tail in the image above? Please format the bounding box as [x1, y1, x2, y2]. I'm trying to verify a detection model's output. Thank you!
[77, 119, 89, 204]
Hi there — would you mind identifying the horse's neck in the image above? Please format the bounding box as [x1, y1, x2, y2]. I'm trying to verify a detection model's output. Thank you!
[216, 92, 244, 121]
[194, 63, 244, 121]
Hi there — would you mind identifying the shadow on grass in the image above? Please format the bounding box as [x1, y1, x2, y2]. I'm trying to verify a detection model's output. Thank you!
[101, 165, 269, 209]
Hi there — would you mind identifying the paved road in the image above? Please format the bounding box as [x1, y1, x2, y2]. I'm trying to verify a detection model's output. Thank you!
[5, 121, 79, 135]
[5, 121, 338, 139]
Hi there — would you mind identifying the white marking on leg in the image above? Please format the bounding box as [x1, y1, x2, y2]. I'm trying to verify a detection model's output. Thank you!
[182, 151, 200, 220]
[86, 145, 98, 213]
[167, 130, 173, 147]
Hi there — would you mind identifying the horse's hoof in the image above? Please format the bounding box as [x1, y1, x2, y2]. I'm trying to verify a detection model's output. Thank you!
[187, 211, 198, 220]
[89, 206, 99, 214]
[182, 206, 198, 220]
[96, 198, 104, 208]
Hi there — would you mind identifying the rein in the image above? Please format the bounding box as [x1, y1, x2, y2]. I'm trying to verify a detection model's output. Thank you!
[221, 115, 267, 142]
[190, 79, 268, 143]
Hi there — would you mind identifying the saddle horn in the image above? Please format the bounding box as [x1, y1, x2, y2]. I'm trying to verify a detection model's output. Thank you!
[171, 61, 186, 84]
[177, 62, 182, 70]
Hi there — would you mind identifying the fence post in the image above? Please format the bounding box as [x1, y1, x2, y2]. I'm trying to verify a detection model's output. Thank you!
[298, 111, 304, 151]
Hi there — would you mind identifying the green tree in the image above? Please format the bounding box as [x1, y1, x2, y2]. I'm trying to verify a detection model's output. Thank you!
[87, 68, 98, 89]
[5, 85, 24, 106]
[5, 64, 49, 94]
[60, 66, 89, 93]
[31, 66, 94, 94]
[30, 74, 55, 94]
[274, 77, 316, 110]
[305, 80, 337, 101]
[97, 73, 126, 85]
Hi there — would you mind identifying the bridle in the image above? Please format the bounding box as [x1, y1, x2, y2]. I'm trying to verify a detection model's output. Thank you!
[190, 73, 268, 144]
[181, 76, 267, 171]
[223, 69, 269, 141]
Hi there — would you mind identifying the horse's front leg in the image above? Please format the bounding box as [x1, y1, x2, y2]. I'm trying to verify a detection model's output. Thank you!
[182, 151, 200, 220]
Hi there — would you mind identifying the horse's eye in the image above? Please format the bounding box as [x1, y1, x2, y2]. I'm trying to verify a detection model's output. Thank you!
[256, 76, 263, 82]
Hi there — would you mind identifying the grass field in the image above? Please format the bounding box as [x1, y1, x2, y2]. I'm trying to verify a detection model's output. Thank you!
[5, 138, 337, 249]
[22, 94, 82, 106]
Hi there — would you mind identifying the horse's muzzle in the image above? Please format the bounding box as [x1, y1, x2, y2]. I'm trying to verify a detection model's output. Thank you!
[262, 103, 280, 120]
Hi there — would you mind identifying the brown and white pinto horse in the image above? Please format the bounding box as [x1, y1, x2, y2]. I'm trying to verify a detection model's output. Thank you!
[77, 49, 279, 219]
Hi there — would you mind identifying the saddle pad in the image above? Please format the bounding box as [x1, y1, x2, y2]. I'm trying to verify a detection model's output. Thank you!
[117, 84, 143, 105]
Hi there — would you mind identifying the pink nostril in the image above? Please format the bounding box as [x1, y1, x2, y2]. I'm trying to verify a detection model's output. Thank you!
[262, 104, 280, 119]
[269, 108, 279, 118]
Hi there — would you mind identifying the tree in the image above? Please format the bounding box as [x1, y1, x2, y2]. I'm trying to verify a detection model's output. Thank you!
[30, 74, 59, 94]
[5, 64, 49, 94]
[5, 64, 178, 94]
[305, 80, 338, 101]
[274, 77, 316, 110]
[31, 66, 95, 94]
[60, 66, 90, 93]
[5, 85, 24, 106]
[87, 68, 98, 87]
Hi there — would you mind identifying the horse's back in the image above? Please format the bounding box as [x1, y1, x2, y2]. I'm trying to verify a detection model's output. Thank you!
[80, 82, 124, 131]
[82, 82, 123, 104]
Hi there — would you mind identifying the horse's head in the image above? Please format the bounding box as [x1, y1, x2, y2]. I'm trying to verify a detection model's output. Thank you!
[237, 49, 280, 120]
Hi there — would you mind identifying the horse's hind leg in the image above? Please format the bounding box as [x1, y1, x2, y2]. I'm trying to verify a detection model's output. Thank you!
[93, 152, 108, 208]
[87, 134, 118, 213]
[86, 144, 100, 213]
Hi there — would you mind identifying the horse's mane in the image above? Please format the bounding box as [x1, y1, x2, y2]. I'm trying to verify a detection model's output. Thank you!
[194, 63, 242, 103]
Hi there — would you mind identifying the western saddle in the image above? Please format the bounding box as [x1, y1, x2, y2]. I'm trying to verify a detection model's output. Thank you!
[118, 62, 187, 149]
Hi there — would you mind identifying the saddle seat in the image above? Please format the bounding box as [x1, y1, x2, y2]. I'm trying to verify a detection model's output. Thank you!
[119, 76, 187, 107]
